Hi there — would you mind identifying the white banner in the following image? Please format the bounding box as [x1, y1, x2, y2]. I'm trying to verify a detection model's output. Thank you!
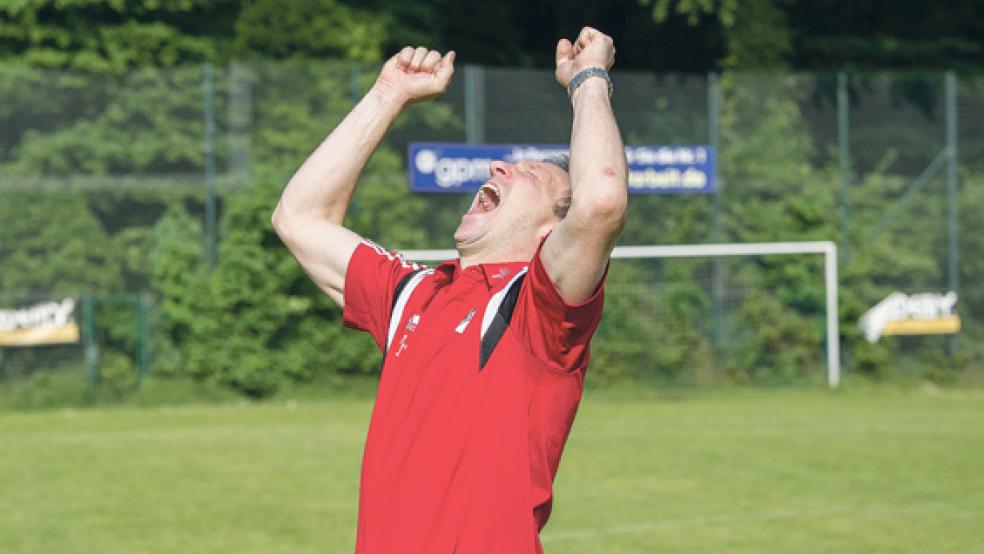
[859, 291, 960, 343]
[0, 298, 79, 346]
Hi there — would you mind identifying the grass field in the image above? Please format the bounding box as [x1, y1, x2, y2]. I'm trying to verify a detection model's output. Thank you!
[2, 387, 982, 553]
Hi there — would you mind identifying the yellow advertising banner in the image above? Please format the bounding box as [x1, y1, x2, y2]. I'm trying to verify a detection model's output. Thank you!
[882, 315, 961, 337]
[859, 292, 960, 343]
[0, 323, 79, 346]
[0, 298, 80, 347]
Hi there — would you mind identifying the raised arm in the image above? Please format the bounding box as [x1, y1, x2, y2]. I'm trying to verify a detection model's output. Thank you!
[272, 47, 455, 307]
[541, 27, 628, 303]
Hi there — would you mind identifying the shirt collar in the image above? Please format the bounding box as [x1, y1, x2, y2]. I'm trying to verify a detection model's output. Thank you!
[434, 259, 461, 284]
[434, 259, 528, 290]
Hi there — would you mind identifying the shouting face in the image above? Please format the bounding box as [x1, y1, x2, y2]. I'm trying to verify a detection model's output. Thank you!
[454, 159, 571, 263]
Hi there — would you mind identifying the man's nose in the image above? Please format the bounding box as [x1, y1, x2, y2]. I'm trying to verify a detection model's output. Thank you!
[489, 161, 513, 178]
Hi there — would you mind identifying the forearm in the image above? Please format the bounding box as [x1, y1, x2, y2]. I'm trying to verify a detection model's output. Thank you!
[274, 86, 405, 226]
[568, 78, 628, 226]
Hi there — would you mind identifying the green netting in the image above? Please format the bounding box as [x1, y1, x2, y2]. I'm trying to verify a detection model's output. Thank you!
[1, 63, 980, 391]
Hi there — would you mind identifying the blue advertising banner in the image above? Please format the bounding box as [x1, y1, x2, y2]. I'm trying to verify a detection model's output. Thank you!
[408, 143, 715, 194]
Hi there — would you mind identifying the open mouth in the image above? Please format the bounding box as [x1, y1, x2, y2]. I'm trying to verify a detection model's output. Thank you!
[476, 181, 501, 213]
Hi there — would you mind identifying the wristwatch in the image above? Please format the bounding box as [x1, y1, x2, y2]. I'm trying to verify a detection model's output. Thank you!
[567, 67, 613, 99]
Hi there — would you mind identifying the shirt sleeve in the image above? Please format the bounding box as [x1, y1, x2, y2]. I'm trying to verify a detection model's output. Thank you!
[342, 239, 423, 352]
[514, 241, 608, 373]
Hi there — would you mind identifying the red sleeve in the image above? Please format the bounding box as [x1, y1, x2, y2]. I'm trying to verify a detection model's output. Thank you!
[514, 242, 608, 373]
[342, 240, 423, 352]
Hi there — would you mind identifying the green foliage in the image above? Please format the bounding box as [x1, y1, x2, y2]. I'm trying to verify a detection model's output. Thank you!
[164, 175, 377, 396]
[244, 61, 360, 170]
[640, 0, 983, 71]
[642, 0, 792, 68]
[645, 0, 737, 25]
[0, 191, 122, 295]
[96, 349, 139, 397]
[0, 366, 91, 410]
[0, 65, 208, 177]
[1, 0, 982, 399]
[234, 0, 386, 62]
[0, 0, 232, 73]
[148, 205, 207, 376]
[592, 261, 715, 385]
[2, 0, 981, 78]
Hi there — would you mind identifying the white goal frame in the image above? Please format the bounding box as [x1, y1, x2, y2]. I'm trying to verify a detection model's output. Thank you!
[402, 242, 841, 388]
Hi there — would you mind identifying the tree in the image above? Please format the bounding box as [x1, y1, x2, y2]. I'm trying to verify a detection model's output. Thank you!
[641, 0, 792, 68]
[234, 0, 387, 62]
[0, 0, 237, 73]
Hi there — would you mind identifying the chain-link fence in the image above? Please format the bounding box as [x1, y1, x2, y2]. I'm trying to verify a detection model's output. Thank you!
[1, 61, 981, 395]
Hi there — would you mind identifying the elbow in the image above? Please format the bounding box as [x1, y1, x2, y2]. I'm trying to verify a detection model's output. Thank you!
[271, 201, 296, 241]
[271, 203, 286, 235]
[575, 186, 627, 232]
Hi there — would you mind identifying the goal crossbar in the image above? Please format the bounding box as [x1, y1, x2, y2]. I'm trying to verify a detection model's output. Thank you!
[401, 242, 841, 388]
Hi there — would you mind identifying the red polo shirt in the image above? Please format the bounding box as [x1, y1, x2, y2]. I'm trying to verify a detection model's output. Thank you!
[342, 239, 606, 553]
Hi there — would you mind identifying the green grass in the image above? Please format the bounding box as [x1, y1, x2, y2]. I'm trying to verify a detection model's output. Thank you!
[1, 388, 982, 553]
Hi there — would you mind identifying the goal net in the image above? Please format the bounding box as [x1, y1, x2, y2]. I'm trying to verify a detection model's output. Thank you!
[403, 242, 840, 388]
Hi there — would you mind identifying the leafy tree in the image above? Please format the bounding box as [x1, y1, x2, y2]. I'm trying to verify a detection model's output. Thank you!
[0, 191, 121, 297]
[1, 0, 982, 396]
[234, 0, 387, 62]
[1, 66, 208, 176]
[640, 0, 983, 71]
[641, 0, 793, 68]
[0, 0, 237, 73]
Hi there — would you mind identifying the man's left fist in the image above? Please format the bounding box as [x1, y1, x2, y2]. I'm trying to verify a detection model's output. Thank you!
[555, 27, 615, 88]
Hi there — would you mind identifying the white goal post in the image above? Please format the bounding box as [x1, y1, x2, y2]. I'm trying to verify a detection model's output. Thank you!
[402, 242, 841, 388]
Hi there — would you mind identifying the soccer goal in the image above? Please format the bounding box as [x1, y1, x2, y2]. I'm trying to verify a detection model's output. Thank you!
[403, 242, 841, 388]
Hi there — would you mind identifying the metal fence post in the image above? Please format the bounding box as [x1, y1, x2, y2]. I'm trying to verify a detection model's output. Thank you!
[708, 72, 724, 355]
[136, 293, 150, 383]
[203, 62, 217, 272]
[351, 63, 362, 106]
[229, 62, 253, 181]
[464, 65, 486, 144]
[83, 294, 98, 387]
[837, 72, 851, 265]
[945, 71, 959, 356]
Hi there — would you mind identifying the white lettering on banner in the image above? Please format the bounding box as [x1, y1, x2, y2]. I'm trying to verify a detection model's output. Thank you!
[508, 146, 569, 162]
[858, 291, 959, 343]
[414, 149, 438, 174]
[413, 148, 492, 189]
[628, 168, 708, 190]
[625, 146, 708, 165]
[414, 146, 713, 189]
[0, 298, 76, 332]
[434, 158, 493, 188]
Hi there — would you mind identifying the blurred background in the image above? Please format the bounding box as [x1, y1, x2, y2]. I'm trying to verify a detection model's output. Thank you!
[1, 2, 982, 552]
[1, 0, 981, 398]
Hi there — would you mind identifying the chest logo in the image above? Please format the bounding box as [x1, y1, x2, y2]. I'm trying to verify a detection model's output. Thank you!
[405, 313, 420, 331]
[455, 309, 477, 334]
[394, 334, 409, 357]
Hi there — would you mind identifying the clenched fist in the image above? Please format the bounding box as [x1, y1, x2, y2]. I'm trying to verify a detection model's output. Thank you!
[374, 46, 456, 106]
[554, 27, 615, 88]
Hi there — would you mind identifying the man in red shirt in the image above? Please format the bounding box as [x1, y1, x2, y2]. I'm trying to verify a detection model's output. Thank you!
[273, 27, 627, 553]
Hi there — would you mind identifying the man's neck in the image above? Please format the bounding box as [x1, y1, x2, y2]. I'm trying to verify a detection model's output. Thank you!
[457, 242, 537, 269]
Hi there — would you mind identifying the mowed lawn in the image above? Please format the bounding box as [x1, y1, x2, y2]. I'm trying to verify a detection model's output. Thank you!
[1, 388, 982, 553]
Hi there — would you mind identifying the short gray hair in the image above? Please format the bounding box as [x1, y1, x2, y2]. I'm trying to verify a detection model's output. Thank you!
[552, 190, 572, 219]
[544, 154, 570, 173]
[544, 154, 571, 219]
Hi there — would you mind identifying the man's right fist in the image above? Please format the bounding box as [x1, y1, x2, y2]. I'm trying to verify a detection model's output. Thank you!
[374, 47, 456, 106]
